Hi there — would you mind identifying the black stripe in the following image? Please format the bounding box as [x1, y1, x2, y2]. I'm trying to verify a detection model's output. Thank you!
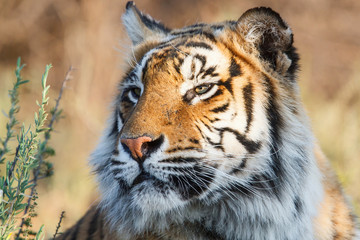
[195, 125, 224, 151]
[202, 67, 218, 78]
[141, 57, 151, 80]
[200, 120, 213, 132]
[218, 127, 261, 154]
[108, 110, 119, 137]
[173, 57, 184, 75]
[209, 117, 220, 123]
[210, 102, 229, 113]
[158, 157, 200, 164]
[189, 138, 199, 144]
[112, 147, 119, 155]
[171, 30, 216, 43]
[156, 47, 182, 61]
[86, 208, 101, 239]
[157, 39, 186, 49]
[229, 58, 242, 77]
[184, 23, 207, 28]
[221, 76, 289, 199]
[195, 125, 205, 138]
[285, 45, 299, 81]
[116, 179, 130, 192]
[167, 146, 198, 153]
[201, 31, 216, 42]
[203, 89, 223, 102]
[262, 76, 284, 199]
[118, 110, 125, 124]
[112, 168, 125, 176]
[190, 59, 196, 80]
[111, 159, 125, 165]
[293, 196, 303, 215]
[185, 41, 212, 50]
[243, 82, 254, 132]
[193, 54, 207, 79]
[194, 54, 206, 68]
[205, 136, 224, 152]
[133, 5, 171, 34]
[219, 78, 233, 95]
[210, 25, 225, 31]
[229, 157, 248, 175]
[204, 115, 219, 123]
[172, 29, 203, 36]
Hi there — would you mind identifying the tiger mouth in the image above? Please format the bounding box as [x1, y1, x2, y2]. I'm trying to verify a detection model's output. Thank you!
[132, 171, 156, 186]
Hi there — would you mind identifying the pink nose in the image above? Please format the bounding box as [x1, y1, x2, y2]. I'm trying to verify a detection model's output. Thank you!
[120, 136, 152, 160]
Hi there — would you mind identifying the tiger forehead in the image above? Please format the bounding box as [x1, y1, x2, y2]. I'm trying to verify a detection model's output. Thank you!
[137, 38, 232, 85]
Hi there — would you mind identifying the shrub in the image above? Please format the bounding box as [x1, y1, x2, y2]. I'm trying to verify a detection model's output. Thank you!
[0, 58, 70, 239]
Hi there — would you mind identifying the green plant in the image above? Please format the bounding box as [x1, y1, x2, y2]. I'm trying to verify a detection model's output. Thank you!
[0, 58, 70, 239]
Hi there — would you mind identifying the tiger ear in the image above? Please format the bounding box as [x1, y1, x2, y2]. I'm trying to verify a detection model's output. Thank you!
[122, 1, 171, 45]
[237, 7, 297, 75]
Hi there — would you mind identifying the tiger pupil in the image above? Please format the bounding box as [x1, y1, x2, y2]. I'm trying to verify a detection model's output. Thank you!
[132, 88, 141, 97]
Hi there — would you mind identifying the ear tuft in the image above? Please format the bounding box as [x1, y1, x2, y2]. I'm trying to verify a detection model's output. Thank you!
[122, 1, 170, 45]
[125, 1, 135, 10]
[238, 7, 296, 73]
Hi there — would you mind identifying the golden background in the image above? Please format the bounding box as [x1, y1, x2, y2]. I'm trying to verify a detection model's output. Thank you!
[0, 0, 359, 237]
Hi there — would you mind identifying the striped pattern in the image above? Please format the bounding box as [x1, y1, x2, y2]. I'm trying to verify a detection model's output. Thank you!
[59, 2, 359, 240]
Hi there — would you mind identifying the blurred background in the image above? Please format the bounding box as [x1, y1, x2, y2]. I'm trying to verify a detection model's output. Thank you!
[0, 0, 359, 237]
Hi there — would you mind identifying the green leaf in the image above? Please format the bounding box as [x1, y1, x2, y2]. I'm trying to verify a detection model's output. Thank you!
[35, 225, 44, 240]
[19, 80, 30, 85]
[41, 64, 52, 89]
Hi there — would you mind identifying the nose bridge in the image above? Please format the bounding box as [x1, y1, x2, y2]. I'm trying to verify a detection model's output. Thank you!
[120, 85, 179, 139]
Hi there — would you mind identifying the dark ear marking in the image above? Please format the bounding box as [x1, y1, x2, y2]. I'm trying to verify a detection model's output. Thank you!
[237, 7, 298, 77]
[122, 1, 171, 45]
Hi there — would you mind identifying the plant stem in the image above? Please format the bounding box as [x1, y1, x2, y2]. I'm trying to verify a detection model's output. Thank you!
[52, 211, 65, 239]
[16, 66, 73, 238]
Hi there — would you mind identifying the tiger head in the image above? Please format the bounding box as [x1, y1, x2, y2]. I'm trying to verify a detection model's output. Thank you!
[92, 1, 313, 234]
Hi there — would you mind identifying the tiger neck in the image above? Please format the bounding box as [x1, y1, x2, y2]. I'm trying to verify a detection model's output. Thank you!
[183, 125, 322, 239]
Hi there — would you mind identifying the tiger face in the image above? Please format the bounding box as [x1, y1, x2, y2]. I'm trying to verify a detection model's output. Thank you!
[117, 36, 271, 203]
[92, 2, 310, 234]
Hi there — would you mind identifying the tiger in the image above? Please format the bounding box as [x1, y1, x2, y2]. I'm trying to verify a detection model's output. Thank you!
[57, 2, 360, 240]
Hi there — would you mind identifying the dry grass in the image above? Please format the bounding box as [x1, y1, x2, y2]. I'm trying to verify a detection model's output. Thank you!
[0, 0, 359, 237]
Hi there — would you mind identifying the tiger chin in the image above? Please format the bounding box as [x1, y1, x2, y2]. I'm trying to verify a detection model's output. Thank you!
[57, 2, 359, 240]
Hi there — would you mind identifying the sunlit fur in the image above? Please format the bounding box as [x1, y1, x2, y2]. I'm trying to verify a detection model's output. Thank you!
[58, 2, 359, 240]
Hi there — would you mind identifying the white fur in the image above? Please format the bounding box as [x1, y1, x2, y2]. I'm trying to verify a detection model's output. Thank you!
[122, 8, 146, 45]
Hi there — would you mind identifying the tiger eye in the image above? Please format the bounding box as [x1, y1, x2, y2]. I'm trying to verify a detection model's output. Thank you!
[194, 84, 211, 94]
[132, 88, 141, 97]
